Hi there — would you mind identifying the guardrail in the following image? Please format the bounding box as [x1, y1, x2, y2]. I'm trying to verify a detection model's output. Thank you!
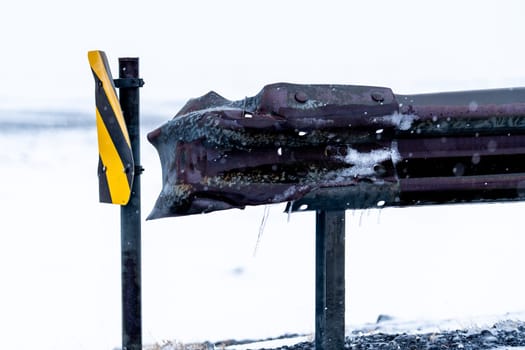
[90, 51, 525, 350]
[147, 82, 525, 349]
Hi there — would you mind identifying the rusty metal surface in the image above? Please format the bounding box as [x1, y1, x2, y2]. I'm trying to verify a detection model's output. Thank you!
[147, 83, 525, 219]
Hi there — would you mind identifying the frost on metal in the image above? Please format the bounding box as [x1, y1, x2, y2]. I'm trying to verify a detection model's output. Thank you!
[147, 83, 525, 219]
[386, 112, 416, 131]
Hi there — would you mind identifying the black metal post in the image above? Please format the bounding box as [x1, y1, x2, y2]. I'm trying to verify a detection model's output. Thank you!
[119, 57, 142, 350]
[315, 210, 345, 350]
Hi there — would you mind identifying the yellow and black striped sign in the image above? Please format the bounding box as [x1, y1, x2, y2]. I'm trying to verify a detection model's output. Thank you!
[88, 50, 134, 205]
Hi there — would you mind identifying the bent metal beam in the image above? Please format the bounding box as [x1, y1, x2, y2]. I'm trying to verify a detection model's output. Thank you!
[147, 83, 525, 219]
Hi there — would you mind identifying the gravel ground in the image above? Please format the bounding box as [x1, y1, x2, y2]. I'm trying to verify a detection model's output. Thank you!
[243, 320, 525, 350]
[146, 320, 525, 350]
[208, 320, 525, 350]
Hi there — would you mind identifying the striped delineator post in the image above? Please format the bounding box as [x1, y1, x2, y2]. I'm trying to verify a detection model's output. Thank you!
[88, 51, 144, 350]
[88, 51, 134, 205]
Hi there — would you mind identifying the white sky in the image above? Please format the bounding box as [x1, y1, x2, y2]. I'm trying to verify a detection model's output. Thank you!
[1, 0, 525, 111]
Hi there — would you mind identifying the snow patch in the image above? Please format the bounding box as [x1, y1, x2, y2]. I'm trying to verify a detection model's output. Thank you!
[225, 335, 312, 350]
[272, 185, 310, 203]
[350, 311, 525, 337]
[341, 141, 401, 177]
[384, 111, 417, 130]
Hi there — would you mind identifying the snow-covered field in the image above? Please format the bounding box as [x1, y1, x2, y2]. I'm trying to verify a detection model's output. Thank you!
[2, 108, 525, 350]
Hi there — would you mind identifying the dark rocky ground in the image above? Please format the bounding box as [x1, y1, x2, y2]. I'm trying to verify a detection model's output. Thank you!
[280, 327, 525, 350]
[146, 319, 525, 349]
[213, 320, 525, 350]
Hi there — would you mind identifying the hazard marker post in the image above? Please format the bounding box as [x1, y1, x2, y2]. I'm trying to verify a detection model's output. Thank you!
[88, 51, 144, 350]
[87, 50, 134, 205]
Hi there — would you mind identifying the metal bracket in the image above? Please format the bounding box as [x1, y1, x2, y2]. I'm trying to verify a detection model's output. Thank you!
[114, 78, 145, 88]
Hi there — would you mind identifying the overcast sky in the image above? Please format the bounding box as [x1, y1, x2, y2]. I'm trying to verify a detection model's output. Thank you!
[1, 0, 525, 112]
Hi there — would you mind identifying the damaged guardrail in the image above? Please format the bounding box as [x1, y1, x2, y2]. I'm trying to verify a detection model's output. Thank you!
[147, 83, 525, 219]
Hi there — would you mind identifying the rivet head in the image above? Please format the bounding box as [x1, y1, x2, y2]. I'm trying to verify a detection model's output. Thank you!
[295, 91, 308, 103]
[373, 163, 386, 176]
[371, 91, 385, 102]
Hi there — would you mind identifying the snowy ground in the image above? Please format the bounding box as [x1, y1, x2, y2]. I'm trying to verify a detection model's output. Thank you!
[2, 109, 525, 350]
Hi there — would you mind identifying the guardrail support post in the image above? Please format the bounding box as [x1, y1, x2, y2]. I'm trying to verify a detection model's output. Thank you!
[118, 57, 142, 350]
[315, 210, 345, 350]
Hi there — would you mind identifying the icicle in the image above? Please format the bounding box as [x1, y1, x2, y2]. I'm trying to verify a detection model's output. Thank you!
[253, 206, 271, 256]
[287, 201, 294, 223]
